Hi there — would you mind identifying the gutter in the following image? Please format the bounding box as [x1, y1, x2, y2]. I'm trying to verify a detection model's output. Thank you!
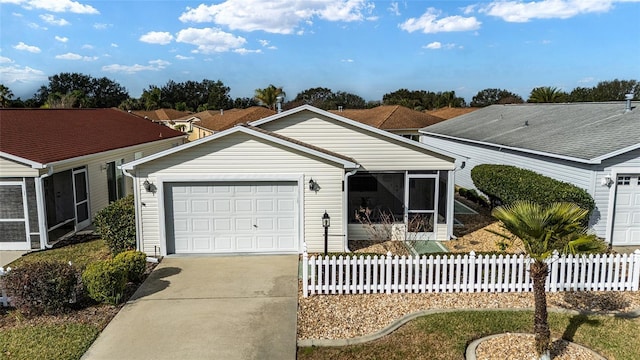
[121, 166, 143, 252]
[343, 166, 360, 252]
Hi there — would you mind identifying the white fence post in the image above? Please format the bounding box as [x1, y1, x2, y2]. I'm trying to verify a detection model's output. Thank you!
[302, 244, 309, 298]
[631, 250, 640, 291]
[1, 266, 10, 307]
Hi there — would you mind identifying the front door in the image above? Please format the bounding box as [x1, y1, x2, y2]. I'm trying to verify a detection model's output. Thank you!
[406, 175, 437, 240]
[72, 167, 91, 230]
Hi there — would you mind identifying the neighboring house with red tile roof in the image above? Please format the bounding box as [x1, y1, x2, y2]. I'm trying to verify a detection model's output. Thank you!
[131, 108, 192, 122]
[0, 108, 186, 251]
[329, 105, 446, 140]
[186, 107, 276, 141]
[425, 107, 479, 120]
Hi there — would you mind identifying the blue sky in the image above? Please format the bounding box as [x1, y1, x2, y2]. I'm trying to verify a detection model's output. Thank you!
[1, 0, 639, 103]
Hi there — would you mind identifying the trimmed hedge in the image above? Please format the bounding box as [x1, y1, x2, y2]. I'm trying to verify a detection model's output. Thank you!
[82, 259, 127, 305]
[3, 261, 78, 315]
[114, 250, 147, 283]
[94, 195, 136, 255]
[471, 164, 595, 216]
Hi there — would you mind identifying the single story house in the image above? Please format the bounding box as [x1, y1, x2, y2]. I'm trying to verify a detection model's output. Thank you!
[180, 107, 276, 141]
[329, 105, 446, 141]
[420, 101, 640, 246]
[0, 108, 185, 251]
[122, 105, 462, 256]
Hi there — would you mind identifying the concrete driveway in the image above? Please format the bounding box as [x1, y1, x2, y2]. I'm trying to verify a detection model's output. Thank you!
[82, 255, 299, 360]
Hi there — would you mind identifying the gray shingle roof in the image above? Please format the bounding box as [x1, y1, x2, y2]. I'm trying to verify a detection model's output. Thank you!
[421, 102, 640, 162]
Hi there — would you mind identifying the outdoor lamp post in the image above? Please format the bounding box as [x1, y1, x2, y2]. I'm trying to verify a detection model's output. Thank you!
[322, 211, 330, 256]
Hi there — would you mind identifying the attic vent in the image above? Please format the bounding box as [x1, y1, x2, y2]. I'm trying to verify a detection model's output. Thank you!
[625, 93, 634, 112]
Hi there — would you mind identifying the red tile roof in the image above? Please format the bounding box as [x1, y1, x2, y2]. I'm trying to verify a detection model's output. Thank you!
[329, 105, 445, 130]
[188, 107, 276, 132]
[0, 108, 185, 165]
[425, 107, 479, 120]
[131, 108, 192, 121]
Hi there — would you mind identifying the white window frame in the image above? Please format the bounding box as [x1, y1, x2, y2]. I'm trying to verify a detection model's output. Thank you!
[0, 180, 31, 250]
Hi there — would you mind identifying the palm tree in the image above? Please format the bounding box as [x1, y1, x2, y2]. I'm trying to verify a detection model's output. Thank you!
[528, 86, 567, 103]
[491, 201, 603, 360]
[254, 84, 285, 110]
[0, 84, 14, 108]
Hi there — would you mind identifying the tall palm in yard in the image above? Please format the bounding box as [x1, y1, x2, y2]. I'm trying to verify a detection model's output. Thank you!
[254, 84, 285, 110]
[528, 86, 567, 103]
[492, 201, 602, 360]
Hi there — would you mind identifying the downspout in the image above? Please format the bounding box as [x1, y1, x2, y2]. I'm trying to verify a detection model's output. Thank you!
[343, 166, 360, 252]
[121, 167, 143, 252]
[36, 166, 54, 249]
[449, 159, 467, 240]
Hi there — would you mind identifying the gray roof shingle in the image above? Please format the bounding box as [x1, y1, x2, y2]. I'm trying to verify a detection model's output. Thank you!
[421, 102, 640, 162]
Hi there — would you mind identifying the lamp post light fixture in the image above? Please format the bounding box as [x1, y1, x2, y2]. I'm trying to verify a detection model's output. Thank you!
[322, 211, 330, 256]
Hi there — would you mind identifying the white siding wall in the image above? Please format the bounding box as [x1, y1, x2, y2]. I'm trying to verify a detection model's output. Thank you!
[260, 112, 455, 171]
[134, 132, 345, 255]
[422, 135, 637, 238]
[0, 157, 38, 177]
[48, 138, 182, 219]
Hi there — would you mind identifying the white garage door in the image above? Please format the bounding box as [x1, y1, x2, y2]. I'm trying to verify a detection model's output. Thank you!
[612, 174, 640, 245]
[167, 181, 298, 254]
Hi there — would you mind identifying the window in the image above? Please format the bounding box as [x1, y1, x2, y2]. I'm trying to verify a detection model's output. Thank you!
[348, 173, 404, 223]
[617, 176, 631, 186]
[0, 181, 28, 243]
[107, 159, 126, 203]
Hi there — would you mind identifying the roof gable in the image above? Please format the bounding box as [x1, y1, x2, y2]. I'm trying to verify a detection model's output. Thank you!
[0, 108, 185, 166]
[122, 123, 358, 170]
[421, 102, 640, 163]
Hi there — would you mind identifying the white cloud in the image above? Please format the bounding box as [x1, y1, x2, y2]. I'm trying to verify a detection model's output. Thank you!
[12, 12, 23, 17]
[8, 0, 99, 14]
[0, 65, 46, 84]
[140, 31, 174, 45]
[233, 48, 262, 54]
[175, 54, 194, 60]
[341, 58, 354, 62]
[424, 41, 457, 50]
[176, 27, 246, 53]
[81, 44, 93, 49]
[388, 2, 400, 16]
[102, 59, 170, 74]
[400, 8, 481, 33]
[13, 42, 41, 53]
[40, 13, 70, 26]
[110, 43, 118, 48]
[27, 22, 46, 30]
[54, 35, 68, 42]
[258, 39, 277, 49]
[93, 23, 111, 30]
[179, 0, 376, 34]
[578, 77, 595, 84]
[480, 0, 615, 22]
[55, 52, 98, 61]
[0, 56, 14, 64]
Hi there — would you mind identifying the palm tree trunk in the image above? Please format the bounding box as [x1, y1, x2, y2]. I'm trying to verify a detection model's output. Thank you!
[531, 260, 551, 359]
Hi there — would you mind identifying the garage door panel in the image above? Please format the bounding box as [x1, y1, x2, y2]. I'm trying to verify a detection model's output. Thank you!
[168, 181, 299, 254]
[613, 174, 640, 245]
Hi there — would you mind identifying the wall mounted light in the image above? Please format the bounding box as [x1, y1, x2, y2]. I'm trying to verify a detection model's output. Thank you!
[309, 178, 320, 191]
[143, 179, 156, 193]
[601, 175, 613, 187]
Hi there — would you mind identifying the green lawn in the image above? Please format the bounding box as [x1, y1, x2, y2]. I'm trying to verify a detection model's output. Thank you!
[298, 310, 640, 360]
[2, 239, 114, 360]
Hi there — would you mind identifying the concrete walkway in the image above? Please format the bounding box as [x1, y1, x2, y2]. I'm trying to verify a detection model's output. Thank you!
[82, 255, 299, 360]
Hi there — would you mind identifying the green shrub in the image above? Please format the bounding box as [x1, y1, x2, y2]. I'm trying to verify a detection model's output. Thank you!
[3, 261, 78, 315]
[94, 195, 136, 255]
[471, 164, 595, 217]
[82, 259, 127, 305]
[114, 250, 147, 283]
[457, 187, 489, 207]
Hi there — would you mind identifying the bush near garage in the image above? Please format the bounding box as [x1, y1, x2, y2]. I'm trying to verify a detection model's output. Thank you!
[457, 187, 490, 207]
[471, 164, 595, 217]
[114, 250, 147, 283]
[3, 260, 79, 315]
[94, 195, 136, 255]
[82, 259, 127, 305]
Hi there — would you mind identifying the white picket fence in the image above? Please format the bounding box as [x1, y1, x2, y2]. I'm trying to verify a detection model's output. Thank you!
[302, 250, 640, 297]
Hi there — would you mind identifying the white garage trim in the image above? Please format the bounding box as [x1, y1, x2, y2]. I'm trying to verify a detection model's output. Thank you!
[155, 173, 305, 256]
[605, 167, 640, 246]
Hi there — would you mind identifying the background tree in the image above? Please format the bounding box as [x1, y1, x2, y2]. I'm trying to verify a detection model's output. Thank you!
[292, 87, 334, 108]
[492, 201, 604, 360]
[0, 84, 14, 108]
[233, 97, 259, 109]
[568, 87, 594, 102]
[589, 79, 639, 101]
[527, 86, 568, 103]
[141, 86, 162, 110]
[383, 88, 466, 110]
[471, 88, 524, 107]
[255, 84, 285, 110]
[31, 72, 128, 108]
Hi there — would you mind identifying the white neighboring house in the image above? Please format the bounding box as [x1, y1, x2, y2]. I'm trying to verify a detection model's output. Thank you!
[0, 108, 186, 251]
[122, 105, 463, 256]
[420, 101, 640, 246]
